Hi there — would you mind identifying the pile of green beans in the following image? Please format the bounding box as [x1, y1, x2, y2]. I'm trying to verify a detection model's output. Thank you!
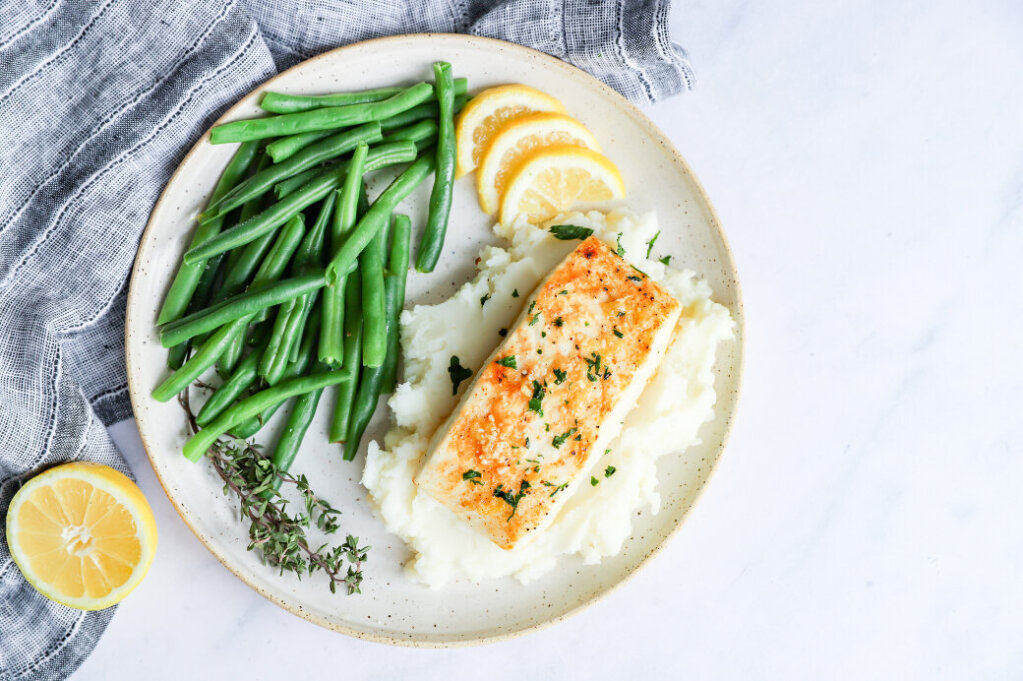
[156, 63, 464, 472]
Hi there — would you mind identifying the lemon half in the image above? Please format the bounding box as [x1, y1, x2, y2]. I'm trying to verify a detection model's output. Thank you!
[5, 462, 157, 610]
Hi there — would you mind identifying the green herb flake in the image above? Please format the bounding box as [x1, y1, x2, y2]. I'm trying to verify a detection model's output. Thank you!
[646, 230, 660, 258]
[552, 427, 578, 448]
[554, 317, 564, 327]
[558, 289, 569, 296]
[544, 480, 569, 498]
[480, 293, 491, 307]
[493, 480, 530, 520]
[448, 356, 473, 395]
[613, 327, 624, 338]
[512, 289, 520, 298]
[591, 476, 599, 486]
[615, 232, 625, 257]
[495, 355, 517, 369]
[550, 224, 595, 240]
[604, 465, 616, 478]
[553, 368, 567, 384]
[584, 352, 602, 382]
[659, 255, 672, 266]
[462, 469, 483, 485]
[529, 380, 545, 416]
[627, 275, 642, 282]
[530, 313, 541, 326]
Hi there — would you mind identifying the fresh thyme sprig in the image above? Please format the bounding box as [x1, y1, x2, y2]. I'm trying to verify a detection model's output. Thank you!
[179, 389, 368, 595]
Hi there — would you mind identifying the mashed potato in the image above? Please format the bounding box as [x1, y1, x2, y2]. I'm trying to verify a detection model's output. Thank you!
[362, 210, 734, 587]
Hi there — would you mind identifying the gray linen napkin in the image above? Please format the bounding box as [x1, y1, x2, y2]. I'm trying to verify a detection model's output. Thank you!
[0, 1, 692, 678]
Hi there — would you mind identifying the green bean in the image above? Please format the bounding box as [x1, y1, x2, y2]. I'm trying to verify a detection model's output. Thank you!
[162, 213, 309, 348]
[220, 154, 274, 284]
[196, 340, 263, 426]
[360, 213, 388, 368]
[260, 78, 468, 114]
[263, 193, 335, 378]
[157, 141, 260, 326]
[379, 94, 467, 132]
[266, 131, 334, 163]
[216, 320, 248, 375]
[231, 309, 319, 438]
[210, 82, 433, 144]
[273, 166, 327, 199]
[152, 217, 306, 398]
[183, 165, 347, 265]
[380, 119, 437, 146]
[320, 144, 368, 366]
[153, 317, 249, 402]
[270, 364, 327, 479]
[264, 92, 464, 163]
[167, 342, 189, 370]
[183, 369, 348, 462]
[416, 62, 456, 273]
[344, 356, 384, 461]
[326, 152, 435, 285]
[201, 123, 382, 222]
[329, 275, 362, 442]
[382, 214, 411, 393]
[259, 298, 299, 384]
[274, 140, 417, 199]
[160, 271, 325, 348]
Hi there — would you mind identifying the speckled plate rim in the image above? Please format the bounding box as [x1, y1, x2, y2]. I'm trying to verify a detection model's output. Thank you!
[125, 33, 745, 648]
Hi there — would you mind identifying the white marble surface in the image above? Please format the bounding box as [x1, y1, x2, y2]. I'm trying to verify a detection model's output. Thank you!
[75, 1, 1023, 678]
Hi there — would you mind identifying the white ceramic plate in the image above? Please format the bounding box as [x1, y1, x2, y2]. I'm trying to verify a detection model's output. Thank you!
[126, 34, 743, 646]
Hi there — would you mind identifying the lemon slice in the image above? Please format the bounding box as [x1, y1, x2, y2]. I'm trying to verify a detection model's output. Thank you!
[455, 84, 565, 178]
[476, 112, 601, 215]
[499, 144, 626, 225]
[5, 462, 158, 610]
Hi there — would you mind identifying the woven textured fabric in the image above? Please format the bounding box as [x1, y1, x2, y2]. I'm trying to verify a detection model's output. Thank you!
[0, 1, 691, 679]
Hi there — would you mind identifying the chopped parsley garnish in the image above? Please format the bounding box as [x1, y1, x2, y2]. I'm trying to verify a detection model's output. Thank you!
[493, 480, 530, 520]
[627, 275, 642, 282]
[616, 310, 626, 317]
[527, 300, 536, 314]
[530, 313, 540, 326]
[554, 317, 564, 327]
[591, 476, 599, 486]
[552, 427, 578, 448]
[558, 289, 568, 296]
[646, 230, 660, 258]
[512, 289, 520, 298]
[498, 328, 508, 337]
[659, 255, 672, 266]
[584, 352, 602, 382]
[553, 368, 567, 384]
[615, 232, 625, 257]
[495, 355, 517, 369]
[528, 380, 545, 416]
[604, 465, 616, 478]
[448, 356, 472, 395]
[543, 480, 570, 497]
[480, 293, 491, 306]
[462, 469, 483, 485]
[525, 437, 530, 448]
[550, 224, 595, 240]
[613, 327, 624, 338]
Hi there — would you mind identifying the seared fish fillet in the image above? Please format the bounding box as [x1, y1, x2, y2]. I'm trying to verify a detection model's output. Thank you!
[415, 236, 682, 549]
